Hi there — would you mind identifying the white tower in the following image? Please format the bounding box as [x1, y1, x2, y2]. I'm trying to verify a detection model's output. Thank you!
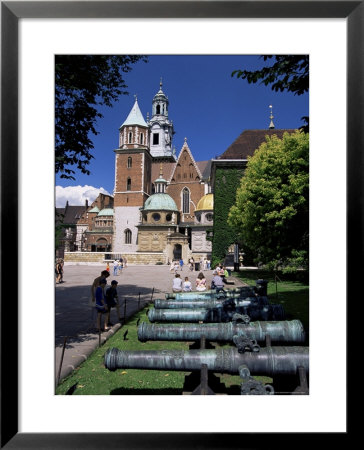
[148, 80, 176, 161]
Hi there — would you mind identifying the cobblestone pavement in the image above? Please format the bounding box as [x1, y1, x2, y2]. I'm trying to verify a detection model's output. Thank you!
[55, 264, 247, 384]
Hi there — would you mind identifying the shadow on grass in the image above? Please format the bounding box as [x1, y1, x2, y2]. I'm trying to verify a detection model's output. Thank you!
[110, 387, 183, 395]
[109, 386, 242, 395]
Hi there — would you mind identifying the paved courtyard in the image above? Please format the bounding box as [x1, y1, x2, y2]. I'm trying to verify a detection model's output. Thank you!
[55, 263, 247, 383]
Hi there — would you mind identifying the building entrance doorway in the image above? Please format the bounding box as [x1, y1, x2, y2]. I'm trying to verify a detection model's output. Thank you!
[173, 244, 182, 260]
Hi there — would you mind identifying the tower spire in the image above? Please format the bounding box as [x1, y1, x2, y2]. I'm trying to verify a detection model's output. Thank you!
[269, 105, 275, 129]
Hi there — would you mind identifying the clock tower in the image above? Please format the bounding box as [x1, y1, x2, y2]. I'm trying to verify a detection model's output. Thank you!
[148, 80, 176, 162]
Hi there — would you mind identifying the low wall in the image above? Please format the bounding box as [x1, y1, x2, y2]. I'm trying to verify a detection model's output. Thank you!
[64, 252, 166, 265]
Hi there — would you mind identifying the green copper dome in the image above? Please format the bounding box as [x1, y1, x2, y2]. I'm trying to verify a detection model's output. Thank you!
[97, 208, 114, 217]
[144, 193, 177, 211]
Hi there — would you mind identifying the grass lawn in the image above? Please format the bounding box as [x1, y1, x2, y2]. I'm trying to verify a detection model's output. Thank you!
[56, 272, 308, 395]
[237, 269, 309, 339]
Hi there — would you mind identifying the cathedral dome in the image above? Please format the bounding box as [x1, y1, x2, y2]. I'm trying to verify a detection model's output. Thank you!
[195, 193, 214, 212]
[97, 208, 114, 216]
[144, 193, 177, 211]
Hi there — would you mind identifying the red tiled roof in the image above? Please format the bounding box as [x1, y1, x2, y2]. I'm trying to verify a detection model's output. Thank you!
[219, 129, 297, 160]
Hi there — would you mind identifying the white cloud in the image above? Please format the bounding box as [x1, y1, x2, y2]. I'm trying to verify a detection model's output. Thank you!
[55, 185, 111, 208]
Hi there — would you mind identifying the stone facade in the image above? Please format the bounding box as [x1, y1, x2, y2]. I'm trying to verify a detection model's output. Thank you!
[113, 206, 142, 253]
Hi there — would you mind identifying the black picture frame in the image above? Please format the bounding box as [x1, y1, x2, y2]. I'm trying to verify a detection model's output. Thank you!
[1, 1, 359, 448]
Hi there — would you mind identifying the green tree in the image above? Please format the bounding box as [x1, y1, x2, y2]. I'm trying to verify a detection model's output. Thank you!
[232, 55, 309, 131]
[56, 55, 147, 179]
[228, 131, 309, 272]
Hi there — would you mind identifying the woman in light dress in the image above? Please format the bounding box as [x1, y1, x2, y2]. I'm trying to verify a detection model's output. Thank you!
[195, 272, 207, 291]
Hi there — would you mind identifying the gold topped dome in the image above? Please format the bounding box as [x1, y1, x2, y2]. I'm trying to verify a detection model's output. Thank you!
[195, 193, 214, 212]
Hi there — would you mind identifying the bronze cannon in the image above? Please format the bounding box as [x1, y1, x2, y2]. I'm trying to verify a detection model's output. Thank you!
[137, 319, 305, 344]
[147, 299, 285, 323]
[154, 295, 269, 309]
[165, 286, 256, 300]
[104, 345, 309, 378]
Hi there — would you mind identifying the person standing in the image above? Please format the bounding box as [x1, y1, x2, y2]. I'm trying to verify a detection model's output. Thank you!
[91, 270, 110, 304]
[189, 257, 194, 271]
[179, 258, 184, 271]
[113, 259, 119, 276]
[59, 259, 64, 283]
[95, 278, 109, 331]
[55, 259, 62, 284]
[105, 280, 122, 326]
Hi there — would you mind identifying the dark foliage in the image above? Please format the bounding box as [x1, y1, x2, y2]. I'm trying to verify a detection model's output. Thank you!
[232, 55, 309, 96]
[55, 55, 147, 179]
[232, 55, 309, 131]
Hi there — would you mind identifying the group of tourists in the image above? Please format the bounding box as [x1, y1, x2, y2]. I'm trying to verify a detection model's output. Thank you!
[169, 257, 212, 273]
[110, 257, 127, 276]
[172, 271, 208, 293]
[67, 255, 232, 332]
[187, 257, 211, 271]
[171, 262, 231, 293]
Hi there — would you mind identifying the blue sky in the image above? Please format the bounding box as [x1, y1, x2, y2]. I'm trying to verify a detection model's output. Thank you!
[55, 55, 308, 207]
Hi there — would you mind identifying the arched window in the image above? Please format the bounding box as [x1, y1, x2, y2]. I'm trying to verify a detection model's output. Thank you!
[182, 187, 190, 214]
[140, 133, 144, 145]
[156, 104, 160, 114]
[128, 132, 133, 143]
[125, 229, 132, 244]
[127, 177, 131, 191]
[127, 157, 132, 168]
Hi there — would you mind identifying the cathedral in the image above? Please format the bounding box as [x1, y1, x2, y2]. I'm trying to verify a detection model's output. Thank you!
[70, 81, 214, 263]
[58, 81, 295, 265]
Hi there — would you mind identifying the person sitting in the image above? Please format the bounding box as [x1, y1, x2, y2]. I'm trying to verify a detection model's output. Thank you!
[172, 273, 183, 292]
[195, 272, 207, 291]
[183, 277, 192, 292]
[221, 266, 234, 284]
[211, 273, 224, 291]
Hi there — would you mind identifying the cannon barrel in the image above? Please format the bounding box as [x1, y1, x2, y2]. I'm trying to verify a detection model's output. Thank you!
[165, 286, 256, 300]
[138, 319, 305, 343]
[154, 296, 269, 309]
[147, 303, 285, 322]
[105, 346, 309, 376]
